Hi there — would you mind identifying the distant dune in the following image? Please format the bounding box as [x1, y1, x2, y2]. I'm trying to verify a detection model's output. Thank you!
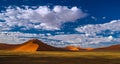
[92, 44, 120, 51]
[64, 46, 85, 51]
[0, 39, 120, 52]
[64, 46, 80, 51]
[0, 43, 20, 50]
[85, 48, 94, 51]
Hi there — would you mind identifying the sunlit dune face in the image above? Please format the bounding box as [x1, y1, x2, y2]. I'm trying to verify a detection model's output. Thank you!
[65, 46, 79, 51]
[13, 42, 39, 52]
[86, 48, 94, 51]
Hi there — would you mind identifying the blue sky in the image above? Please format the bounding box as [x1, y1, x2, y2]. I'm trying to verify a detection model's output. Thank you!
[0, 0, 120, 48]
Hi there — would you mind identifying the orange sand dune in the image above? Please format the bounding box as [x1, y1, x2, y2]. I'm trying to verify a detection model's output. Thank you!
[0, 39, 65, 52]
[65, 46, 80, 51]
[0, 39, 120, 52]
[13, 39, 66, 52]
[85, 48, 94, 51]
[13, 39, 39, 52]
[93, 44, 120, 51]
[64, 46, 86, 51]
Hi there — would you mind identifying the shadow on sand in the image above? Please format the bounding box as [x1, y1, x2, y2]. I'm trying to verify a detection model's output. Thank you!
[0, 55, 120, 64]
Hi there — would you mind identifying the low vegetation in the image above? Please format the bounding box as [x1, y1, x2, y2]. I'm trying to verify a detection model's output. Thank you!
[0, 51, 120, 64]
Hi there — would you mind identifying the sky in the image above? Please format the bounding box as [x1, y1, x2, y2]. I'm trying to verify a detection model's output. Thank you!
[0, 0, 120, 48]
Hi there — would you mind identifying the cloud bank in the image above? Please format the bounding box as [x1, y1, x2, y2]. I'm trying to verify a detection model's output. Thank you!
[0, 6, 87, 30]
[75, 20, 120, 36]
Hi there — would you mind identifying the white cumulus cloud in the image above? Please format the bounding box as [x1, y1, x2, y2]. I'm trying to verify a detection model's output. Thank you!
[0, 6, 87, 30]
[75, 20, 120, 36]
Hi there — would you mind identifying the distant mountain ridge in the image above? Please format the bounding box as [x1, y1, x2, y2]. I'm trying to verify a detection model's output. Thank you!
[0, 39, 120, 52]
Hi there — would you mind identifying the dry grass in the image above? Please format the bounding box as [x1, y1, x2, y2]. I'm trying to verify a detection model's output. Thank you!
[0, 50, 120, 64]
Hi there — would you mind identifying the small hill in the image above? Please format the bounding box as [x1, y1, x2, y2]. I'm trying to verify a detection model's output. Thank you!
[85, 48, 94, 51]
[93, 44, 120, 51]
[65, 46, 79, 51]
[64, 46, 85, 51]
[0, 43, 20, 50]
[64, 44, 120, 51]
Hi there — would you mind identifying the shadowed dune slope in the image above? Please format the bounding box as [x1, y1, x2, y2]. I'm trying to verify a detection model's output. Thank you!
[29, 39, 65, 51]
[0, 43, 20, 50]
